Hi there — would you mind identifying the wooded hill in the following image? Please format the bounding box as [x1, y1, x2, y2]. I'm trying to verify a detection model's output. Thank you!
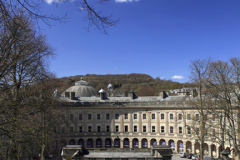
[54, 74, 197, 96]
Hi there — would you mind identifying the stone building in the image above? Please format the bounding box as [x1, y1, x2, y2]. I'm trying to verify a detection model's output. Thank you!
[54, 78, 239, 159]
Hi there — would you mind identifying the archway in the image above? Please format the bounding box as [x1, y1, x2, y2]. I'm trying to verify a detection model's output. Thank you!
[160, 139, 166, 145]
[69, 139, 75, 145]
[123, 138, 129, 148]
[114, 138, 120, 148]
[133, 138, 139, 148]
[142, 138, 148, 148]
[105, 138, 111, 148]
[177, 140, 184, 153]
[204, 143, 209, 155]
[151, 138, 157, 146]
[96, 138, 102, 148]
[78, 139, 84, 146]
[195, 142, 200, 154]
[87, 139, 93, 148]
[210, 144, 216, 157]
[168, 139, 175, 150]
[186, 141, 192, 153]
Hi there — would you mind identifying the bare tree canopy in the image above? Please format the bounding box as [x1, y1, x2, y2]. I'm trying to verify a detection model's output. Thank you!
[0, 0, 119, 34]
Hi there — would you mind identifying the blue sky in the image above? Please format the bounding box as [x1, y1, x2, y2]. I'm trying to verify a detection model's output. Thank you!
[40, 0, 240, 83]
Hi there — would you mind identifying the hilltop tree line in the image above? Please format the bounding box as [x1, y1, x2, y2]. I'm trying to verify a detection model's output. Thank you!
[55, 74, 197, 96]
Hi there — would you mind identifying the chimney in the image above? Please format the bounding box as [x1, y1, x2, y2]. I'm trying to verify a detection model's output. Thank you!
[159, 91, 168, 99]
[128, 90, 138, 99]
[99, 89, 106, 100]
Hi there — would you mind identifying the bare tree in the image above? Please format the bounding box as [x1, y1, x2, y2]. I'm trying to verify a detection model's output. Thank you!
[0, 0, 118, 34]
[0, 12, 56, 159]
[188, 58, 211, 160]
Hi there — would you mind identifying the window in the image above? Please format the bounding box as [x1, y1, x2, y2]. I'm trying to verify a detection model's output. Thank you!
[212, 115, 215, 121]
[187, 126, 191, 134]
[79, 126, 83, 133]
[161, 114, 164, 120]
[125, 113, 128, 119]
[212, 129, 215, 136]
[170, 114, 173, 120]
[143, 114, 146, 119]
[70, 127, 73, 133]
[179, 127, 182, 134]
[161, 126, 165, 133]
[62, 127, 65, 133]
[187, 114, 191, 120]
[97, 114, 101, 120]
[152, 126, 155, 133]
[106, 126, 110, 132]
[134, 114, 137, 119]
[106, 113, 110, 120]
[115, 126, 119, 132]
[97, 126, 101, 132]
[134, 126, 137, 132]
[88, 114, 92, 120]
[196, 128, 199, 135]
[152, 114, 155, 119]
[196, 114, 199, 121]
[70, 114, 74, 121]
[115, 114, 119, 120]
[143, 126, 146, 132]
[79, 114, 83, 120]
[88, 126, 92, 132]
[170, 126, 173, 133]
[178, 114, 182, 120]
[125, 125, 128, 132]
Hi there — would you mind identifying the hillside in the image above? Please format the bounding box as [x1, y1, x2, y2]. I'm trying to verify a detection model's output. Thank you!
[54, 74, 197, 96]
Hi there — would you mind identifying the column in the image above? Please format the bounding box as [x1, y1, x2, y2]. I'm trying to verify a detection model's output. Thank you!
[75, 112, 78, 133]
[166, 112, 169, 134]
[84, 111, 87, 133]
[93, 112, 96, 132]
[130, 112, 133, 132]
[183, 113, 186, 135]
[148, 111, 151, 133]
[157, 112, 160, 133]
[139, 112, 142, 133]
[209, 145, 211, 157]
[120, 113, 124, 133]
[175, 111, 178, 134]
[101, 111, 105, 132]
[183, 142, 186, 152]
[120, 139, 123, 148]
[175, 141, 178, 153]
[129, 140, 132, 149]
[102, 140, 105, 148]
[93, 139, 96, 148]
[111, 112, 115, 133]
[139, 140, 142, 148]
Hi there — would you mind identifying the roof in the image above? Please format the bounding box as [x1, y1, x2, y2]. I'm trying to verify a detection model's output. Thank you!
[62, 85, 99, 97]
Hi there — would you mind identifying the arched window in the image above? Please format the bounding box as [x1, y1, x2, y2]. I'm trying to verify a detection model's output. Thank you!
[69, 139, 75, 145]
[142, 139, 148, 148]
[96, 139, 102, 148]
[133, 139, 139, 148]
[87, 139, 93, 148]
[78, 139, 84, 146]
[123, 138, 129, 148]
[114, 138, 120, 148]
[105, 138, 111, 147]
